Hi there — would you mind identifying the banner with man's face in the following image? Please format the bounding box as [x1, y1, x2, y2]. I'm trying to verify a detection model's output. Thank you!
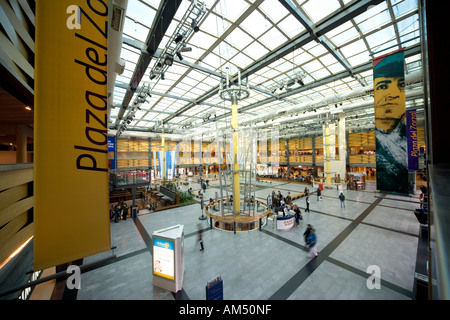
[373, 49, 408, 194]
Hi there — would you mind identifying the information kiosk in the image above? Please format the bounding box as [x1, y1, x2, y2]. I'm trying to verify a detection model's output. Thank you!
[152, 224, 184, 292]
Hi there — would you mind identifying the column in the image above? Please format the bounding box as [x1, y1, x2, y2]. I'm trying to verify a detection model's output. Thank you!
[231, 95, 240, 214]
[161, 133, 166, 181]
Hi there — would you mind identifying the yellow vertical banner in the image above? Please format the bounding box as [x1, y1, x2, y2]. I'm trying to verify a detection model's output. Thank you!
[34, 0, 110, 271]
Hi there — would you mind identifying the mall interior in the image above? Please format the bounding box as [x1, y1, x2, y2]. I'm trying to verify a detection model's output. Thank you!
[0, 0, 449, 302]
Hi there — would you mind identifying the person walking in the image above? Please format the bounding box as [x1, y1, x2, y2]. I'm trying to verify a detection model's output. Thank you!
[197, 223, 204, 252]
[317, 187, 322, 201]
[294, 205, 302, 226]
[339, 192, 346, 208]
[306, 228, 318, 258]
[305, 196, 310, 212]
[303, 224, 312, 245]
[114, 204, 121, 223]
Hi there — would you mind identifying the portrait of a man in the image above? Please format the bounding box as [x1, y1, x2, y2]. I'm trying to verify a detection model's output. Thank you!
[373, 50, 408, 194]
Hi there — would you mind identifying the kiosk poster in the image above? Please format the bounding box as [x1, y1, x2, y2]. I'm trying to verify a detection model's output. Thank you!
[406, 109, 419, 171]
[153, 238, 175, 280]
[373, 49, 408, 194]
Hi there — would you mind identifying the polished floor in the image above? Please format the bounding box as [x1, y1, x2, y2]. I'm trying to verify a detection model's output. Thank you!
[71, 179, 421, 300]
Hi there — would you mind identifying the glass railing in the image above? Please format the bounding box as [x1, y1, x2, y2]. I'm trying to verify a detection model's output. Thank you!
[110, 169, 150, 187]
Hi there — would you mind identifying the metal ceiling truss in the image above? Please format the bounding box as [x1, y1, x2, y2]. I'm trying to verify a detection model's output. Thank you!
[160, 0, 386, 127]
[114, 0, 422, 138]
[114, 0, 183, 129]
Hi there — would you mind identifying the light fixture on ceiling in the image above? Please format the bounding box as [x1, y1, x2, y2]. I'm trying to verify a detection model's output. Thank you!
[180, 45, 192, 52]
[191, 20, 199, 32]
[176, 51, 183, 61]
[164, 54, 174, 66]
[161, 72, 165, 80]
[175, 33, 183, 44]
[25, 106, 32, 111]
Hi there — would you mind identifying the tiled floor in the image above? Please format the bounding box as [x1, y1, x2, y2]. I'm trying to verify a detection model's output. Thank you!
[75, 180, 422, 300]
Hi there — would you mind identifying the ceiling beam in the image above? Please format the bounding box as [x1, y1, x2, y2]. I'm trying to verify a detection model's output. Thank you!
[161, 0, 385, 125]
[205, 43, 421, 123]
[114, 0, 183, 128]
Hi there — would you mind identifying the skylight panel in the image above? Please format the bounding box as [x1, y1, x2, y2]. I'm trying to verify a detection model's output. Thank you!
[259, 0, 290, 24]
[123, 17, 149, 42]
[259, 28, 288, 50]
[391, 0, 418, 18]
[214, 41, 237, 61]
[365, 25, 397, 52]
[347, 51, 370, 67]
[302, 0, 341, 24]
[214, 0, 249, 23]
[201, 13, 231, 38]
[243, 40, 269, 60]
[339, 39, 367, 58]
[277, 15, 306, 38]
[308, 43, 328, 57]
[141, 0, 161, 10]
[126, 1, 156, 25]
[225, 27, 254, 50]
[357, 8, 391, 34]
[302, 59, 323, 73]
[169, 64, 189, 75]
[240, 9, 271, 38]
[397, 14, 419, 37]
[353, 2, 388, 24]
[311, 68, 331, 80]
[230, 52, 254, 69]
[327, 26, 359, 47]
[202, 52, 225, 70]
[319, 53, 339, 66]
[189, 31, 217, 50]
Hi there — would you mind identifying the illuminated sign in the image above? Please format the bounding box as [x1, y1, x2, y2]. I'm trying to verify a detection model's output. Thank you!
[153, 238, 175, 280]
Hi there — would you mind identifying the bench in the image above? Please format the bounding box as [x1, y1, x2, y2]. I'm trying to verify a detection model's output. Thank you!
[159, 186, 177, 203]
[291, 192, 305, 200]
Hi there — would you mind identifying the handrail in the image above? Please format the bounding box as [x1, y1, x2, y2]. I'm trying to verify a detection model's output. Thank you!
[0, 254, 116, 299]
[204, 199, 270, 223]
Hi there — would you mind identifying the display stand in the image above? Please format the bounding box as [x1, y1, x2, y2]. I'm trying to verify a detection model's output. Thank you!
[152, 225, 184, 293]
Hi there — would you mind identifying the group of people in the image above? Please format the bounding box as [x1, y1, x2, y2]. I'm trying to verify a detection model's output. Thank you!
[112, 201, 129, 223]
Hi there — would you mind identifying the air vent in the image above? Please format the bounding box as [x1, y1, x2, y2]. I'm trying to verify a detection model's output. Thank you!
[111, 5, 124, 31]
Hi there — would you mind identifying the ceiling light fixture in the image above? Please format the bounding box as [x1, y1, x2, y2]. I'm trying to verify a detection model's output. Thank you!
[180, 45, 192, 52]
[164, 54, 174, 66]
[175, 33, 183, 44]
[191, 20, 199, 32]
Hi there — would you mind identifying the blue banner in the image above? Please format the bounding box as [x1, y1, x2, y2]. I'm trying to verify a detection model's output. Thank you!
[406, 109, 419, 171]
[107, 136, 115, 152]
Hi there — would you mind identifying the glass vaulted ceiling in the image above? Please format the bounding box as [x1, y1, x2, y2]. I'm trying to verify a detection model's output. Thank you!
[110, 0, 422, 136]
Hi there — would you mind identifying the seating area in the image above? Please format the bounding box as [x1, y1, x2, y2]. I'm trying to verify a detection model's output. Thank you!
[159, 186, 177, 203]
[146, 186, 180, 211]
[291, 192, 306, 200]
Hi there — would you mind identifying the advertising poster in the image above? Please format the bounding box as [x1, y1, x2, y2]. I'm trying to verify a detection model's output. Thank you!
[153, 238, 175, 280]
[373, 49, 408, 194]
[406, 109, 419, 171]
